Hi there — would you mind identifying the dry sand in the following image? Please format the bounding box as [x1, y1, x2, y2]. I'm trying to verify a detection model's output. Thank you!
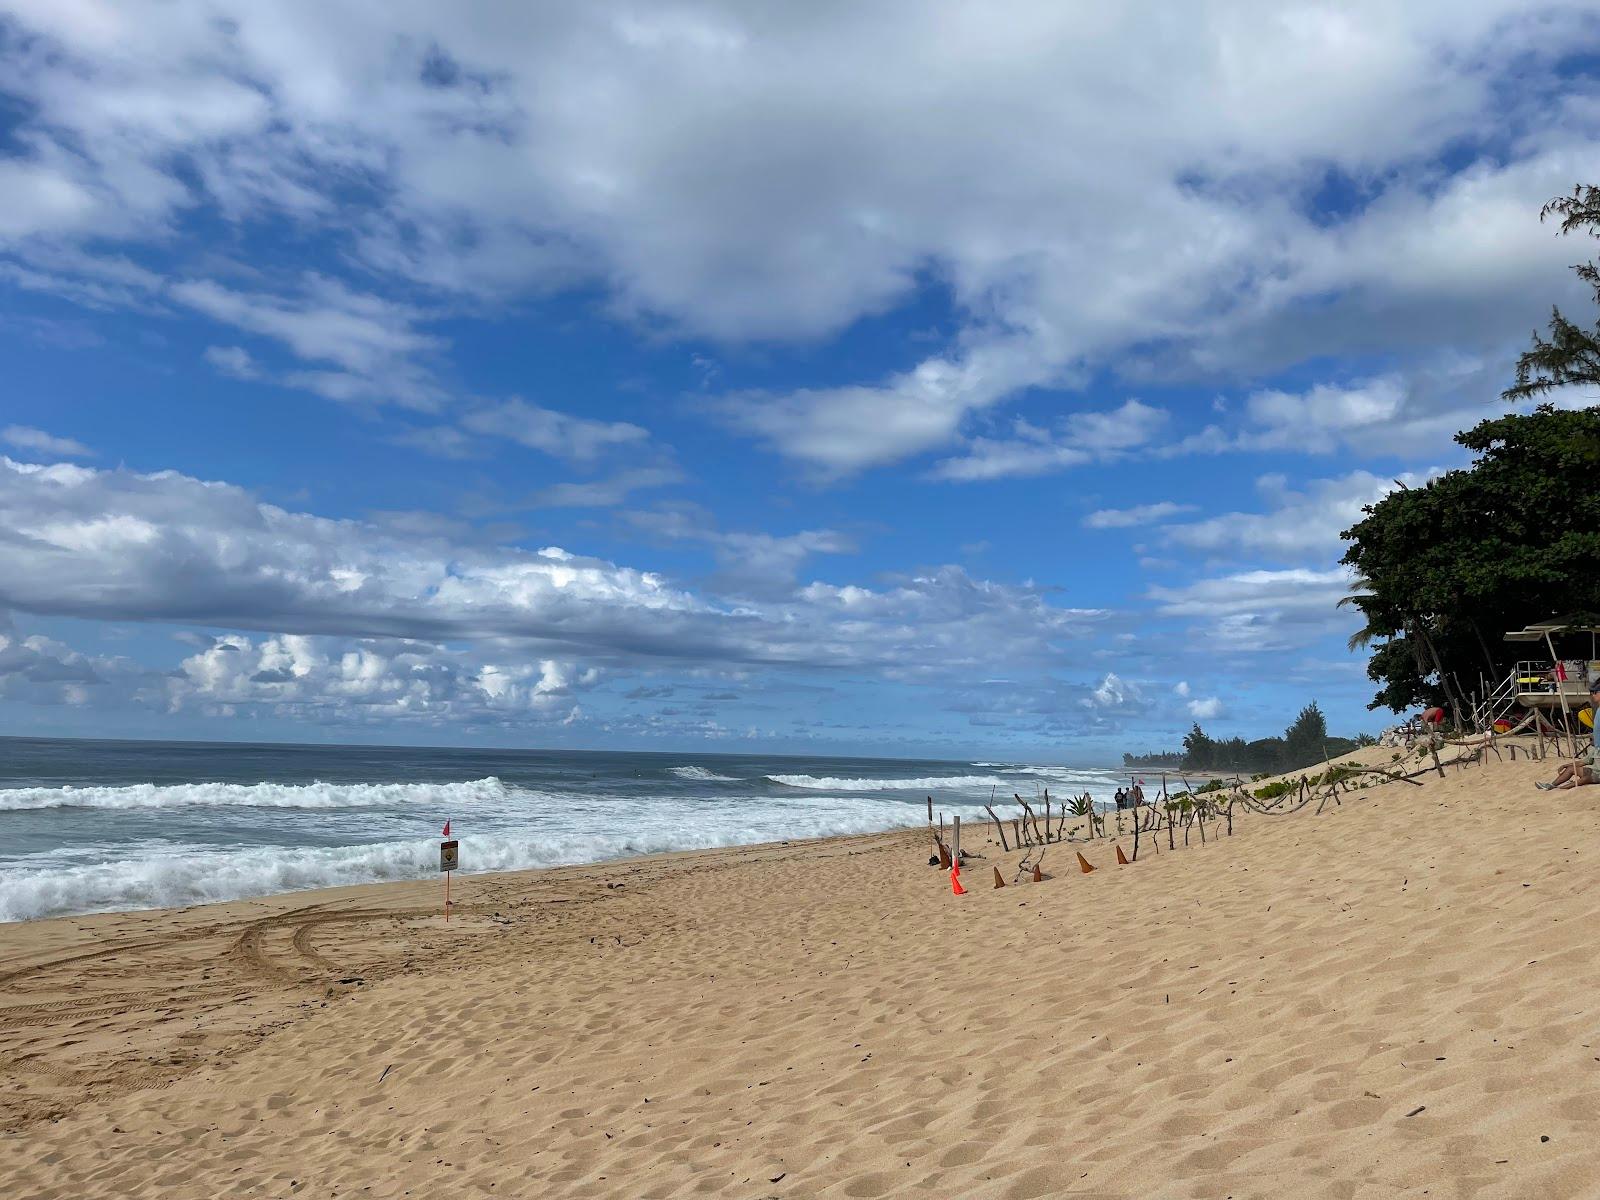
[5, 742, 1600, 1197]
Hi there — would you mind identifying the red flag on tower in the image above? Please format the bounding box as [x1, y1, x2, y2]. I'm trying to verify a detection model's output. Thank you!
[441, 819, 451, 837]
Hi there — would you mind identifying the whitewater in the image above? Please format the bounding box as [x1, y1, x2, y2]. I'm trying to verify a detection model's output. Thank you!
[0, 737, 1123, 922]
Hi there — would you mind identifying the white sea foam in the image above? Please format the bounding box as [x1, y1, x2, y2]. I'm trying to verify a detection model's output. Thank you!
[0, 793, 933, 922]
[766, 773, 1007, 791]
[667, 766, 738, 782]
[0, 777, 510, 812]
[1000, 765, 1119, 780]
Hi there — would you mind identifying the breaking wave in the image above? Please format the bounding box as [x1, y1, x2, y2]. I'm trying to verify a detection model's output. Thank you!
[667, 766, 738, 782]
[0, 777, 510, 812]
[0, 792, 931, 922]
[766, 773, 1006, 791]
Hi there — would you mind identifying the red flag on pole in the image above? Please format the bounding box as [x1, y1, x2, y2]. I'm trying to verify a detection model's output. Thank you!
[441, 819, 450, 837]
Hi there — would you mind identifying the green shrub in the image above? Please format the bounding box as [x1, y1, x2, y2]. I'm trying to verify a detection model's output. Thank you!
[1253, 777, 1299, 800]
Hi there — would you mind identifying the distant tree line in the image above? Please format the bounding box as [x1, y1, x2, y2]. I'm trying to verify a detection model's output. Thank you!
[1122, 701, 1376, 775]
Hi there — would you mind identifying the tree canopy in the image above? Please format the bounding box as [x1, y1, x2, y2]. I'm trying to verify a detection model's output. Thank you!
[1339, 404, 1600, 713]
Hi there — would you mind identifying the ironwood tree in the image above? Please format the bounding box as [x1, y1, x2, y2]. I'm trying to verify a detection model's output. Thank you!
[1505, 184, 1600, 401]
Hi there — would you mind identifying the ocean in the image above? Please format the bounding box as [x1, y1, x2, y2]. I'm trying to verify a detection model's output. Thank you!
[0, 737, 1125, 923]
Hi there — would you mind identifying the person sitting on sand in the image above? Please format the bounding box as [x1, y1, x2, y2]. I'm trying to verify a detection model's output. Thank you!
[1537, 681, 1600, 790]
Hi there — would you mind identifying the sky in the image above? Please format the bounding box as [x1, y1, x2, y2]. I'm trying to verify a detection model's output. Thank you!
[1, 1, 1598, 762]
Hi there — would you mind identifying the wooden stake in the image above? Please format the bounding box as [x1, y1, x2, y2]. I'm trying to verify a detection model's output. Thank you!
[984, 803, 1010, 851]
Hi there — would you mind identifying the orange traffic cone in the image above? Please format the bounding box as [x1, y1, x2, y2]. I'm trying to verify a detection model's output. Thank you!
[1031, 863, 1043, 883]
[992, 866, 1006, 889]
[951, 864, 966, 895]
[1077, 851, 1096, 874]
[1116, 844, 1130, 865]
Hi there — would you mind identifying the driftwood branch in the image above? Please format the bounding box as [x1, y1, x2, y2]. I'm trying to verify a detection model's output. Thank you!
[984, 802, 1010, 852]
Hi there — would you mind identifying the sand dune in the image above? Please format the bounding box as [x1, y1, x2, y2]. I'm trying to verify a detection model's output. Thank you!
[5, 742, 1600, 1197]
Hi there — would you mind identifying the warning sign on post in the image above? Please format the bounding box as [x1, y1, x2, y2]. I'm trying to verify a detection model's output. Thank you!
[439, 839, 459, 873]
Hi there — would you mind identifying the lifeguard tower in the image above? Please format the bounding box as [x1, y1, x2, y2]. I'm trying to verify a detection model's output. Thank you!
[1478, 616, 1600, 753]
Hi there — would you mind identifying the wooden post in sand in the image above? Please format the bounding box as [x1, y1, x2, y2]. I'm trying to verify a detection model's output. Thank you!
[952, 815, 961, 863]
[1016, 794, 1041, 844]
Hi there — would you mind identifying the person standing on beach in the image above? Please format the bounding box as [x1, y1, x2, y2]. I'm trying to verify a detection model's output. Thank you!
[1537, 680, 1600, 789]
[1114, 787, 1127, 812]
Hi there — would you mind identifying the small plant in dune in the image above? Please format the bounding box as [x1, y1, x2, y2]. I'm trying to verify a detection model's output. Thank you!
[1066, 792, 1097, 837]
[1253, 778, 1298, 801]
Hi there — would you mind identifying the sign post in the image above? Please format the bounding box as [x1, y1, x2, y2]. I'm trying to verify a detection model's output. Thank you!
[440, 837, 459, 920]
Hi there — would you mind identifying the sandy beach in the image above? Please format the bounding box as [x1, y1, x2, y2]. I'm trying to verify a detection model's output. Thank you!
[5, 744, 1600, 1198]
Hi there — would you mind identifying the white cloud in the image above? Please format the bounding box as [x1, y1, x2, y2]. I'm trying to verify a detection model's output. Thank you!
[1173, 680, 1190, 697]
[1148, 566, 1357, 652]
[1242, 378, 1408, 450]
[531, 466, 684, 508]
[1, 425, 93, 458]
[1085, 501, 1198, 529]
[1187, 696, 1224, 719]
[0, 159, 101, 239]
[1160, 469, 1440, 560]
[392, 424, 481, 460]
[172, 276, 444, 409]
[1163, 362, 1522, 460]
[930, 399, 1169, 483]
[0, 455, 1099, 675]
[461, 399, 650, 462]
[1, 2, 1592, 472]
[203, 345, 260, 380]
[0, 616, 607, 727]
[626, 506, 856, 596]
[1150, 567, 1353, 618]
[171, 633, 600, 725]
[1086, 672, 1143, 711]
